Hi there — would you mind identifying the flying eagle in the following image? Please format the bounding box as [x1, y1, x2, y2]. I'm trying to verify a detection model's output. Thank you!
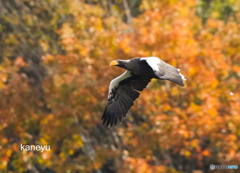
[102, 57, 186, 127]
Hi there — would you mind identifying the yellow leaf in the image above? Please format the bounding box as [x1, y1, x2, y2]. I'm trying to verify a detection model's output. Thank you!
[188, 67, 196, 76]
[2, 138, 8, 143]
[191, 139, 199, 148]
[211, 79, 218, 88]
[59, 152, 64, 158]
[202, 150, 210, 156]
[185, 150, 191, 156]
[208, 108, 217, 117]
[171, 87, 178, 96]
[69, 149, 74, 155]
[183, 131, 189, 139]
[94, 162, 101, 169]
[6, 149, 12, 157]
[40, 138, 48, 145]
[191, 103, 202, 112]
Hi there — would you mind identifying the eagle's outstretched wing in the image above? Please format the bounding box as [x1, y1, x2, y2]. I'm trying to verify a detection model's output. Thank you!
[102, 71, 151, 127]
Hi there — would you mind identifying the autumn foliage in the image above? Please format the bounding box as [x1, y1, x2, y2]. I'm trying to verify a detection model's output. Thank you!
[0, 0, 240, 172]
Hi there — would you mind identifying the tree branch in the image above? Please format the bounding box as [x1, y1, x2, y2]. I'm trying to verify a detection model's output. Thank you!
[122, 0, 132, 25]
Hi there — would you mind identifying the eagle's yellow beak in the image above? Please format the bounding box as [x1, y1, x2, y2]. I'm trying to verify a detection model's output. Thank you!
[110, 60, 118, 66]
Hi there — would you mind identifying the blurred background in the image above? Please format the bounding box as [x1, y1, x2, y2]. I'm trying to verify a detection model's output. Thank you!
[0, 0, 240, 172]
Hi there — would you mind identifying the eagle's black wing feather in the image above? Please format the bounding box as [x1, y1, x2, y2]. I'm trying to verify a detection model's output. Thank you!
[102, 74, 151, 127]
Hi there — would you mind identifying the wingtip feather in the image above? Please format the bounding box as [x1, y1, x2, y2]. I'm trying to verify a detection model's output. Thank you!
[179, 72, 186, 81]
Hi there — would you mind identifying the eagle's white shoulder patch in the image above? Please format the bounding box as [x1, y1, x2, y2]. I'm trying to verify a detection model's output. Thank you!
[140, 57, 161, 71]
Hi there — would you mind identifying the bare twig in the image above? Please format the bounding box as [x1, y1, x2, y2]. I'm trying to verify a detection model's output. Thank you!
[122, 0, 132, 25]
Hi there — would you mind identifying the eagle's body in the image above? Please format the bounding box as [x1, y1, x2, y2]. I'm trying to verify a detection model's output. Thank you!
[102, 57, 186, 127]
[120, 58, 156, 78]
